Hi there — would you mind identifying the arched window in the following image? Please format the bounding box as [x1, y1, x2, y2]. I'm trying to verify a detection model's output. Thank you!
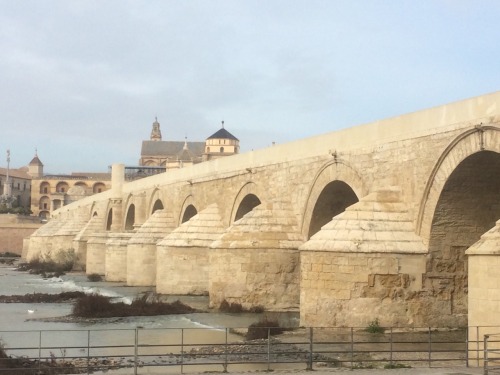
[106, 208, 113, 231]
[220, 147, 224, 153]
[125, 204, 135, 231]
[93, 182, 106, 194]
[235, 194, 261, 221]
[40, 182, 50, 194]
[181, 204, 197, 223]
[151, 199, 164, 214]
[56, 182, 69, 193]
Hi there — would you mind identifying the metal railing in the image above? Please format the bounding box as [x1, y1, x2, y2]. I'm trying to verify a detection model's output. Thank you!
[484, 333, 500, 374]
[0, 326, 488, 374]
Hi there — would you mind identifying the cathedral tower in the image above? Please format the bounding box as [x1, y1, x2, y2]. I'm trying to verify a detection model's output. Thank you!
[150, 117, 162, 141]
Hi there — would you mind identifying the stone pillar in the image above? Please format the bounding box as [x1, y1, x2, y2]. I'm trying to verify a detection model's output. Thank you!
[110, 163, 125, 232]
[110, 198, 123, 232]
[133, 192, 147, 229]
[86, 233, 109, 275]
[466, 219, 500, 366]
[105, 233, 133, 282]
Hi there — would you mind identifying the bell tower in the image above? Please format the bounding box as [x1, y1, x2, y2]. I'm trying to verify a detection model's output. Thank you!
[28, 150, 44, 178]
[150, 117, 162, 141]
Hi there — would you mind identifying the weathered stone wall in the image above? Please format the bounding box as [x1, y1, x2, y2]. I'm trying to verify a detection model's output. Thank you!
[86, 233, 108, 275]
[209, 248, 300, 311]
[301, 251, 426, 327]
[105, 233, 132, 282]
[157, 247, 209, 295]
[0, 219, 41, 255]
[24, 92, 500, 334]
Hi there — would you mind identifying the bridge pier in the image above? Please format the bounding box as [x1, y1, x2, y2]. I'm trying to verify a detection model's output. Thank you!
[157, 204, 225, 295]
[467, 219, 500, 363]
[105, 233, 133, 282]
[73, 214, 105, 271]
[300, 188, 427, 327]
[127, 209, 176, 286]
[86, 233, 109, 275]
[209, 200, 303, 311]
[25, 217, 66, 262]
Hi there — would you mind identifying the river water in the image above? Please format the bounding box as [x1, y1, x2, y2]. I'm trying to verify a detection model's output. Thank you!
[0, 261, 301, 373]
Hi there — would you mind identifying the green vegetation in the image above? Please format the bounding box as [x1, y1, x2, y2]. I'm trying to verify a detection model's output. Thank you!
[0, 252, 20, 258]
[219, 299, 264, 313]
[366, 318, 385, 334]
[246, 318, 284, 340]
[72, 293, 199, 318]
[17, 251, 75, 278]
[0, 203, 32, 215]
[384, 363, 411, 369]
[86, 273, 103, 282]
[0, 291, 86, 303]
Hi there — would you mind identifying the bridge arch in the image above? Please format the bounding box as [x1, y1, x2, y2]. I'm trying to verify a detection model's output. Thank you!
[179, 195, 198, 224]
[416, 126, 500, 325]
[230, 182, 263, 225]
[125, 204, 136, 230]
[147, 188, 164, 216]
[301, 160, 366, 239]
[106, 208, 113, 231]
[417, 126, 500, 242]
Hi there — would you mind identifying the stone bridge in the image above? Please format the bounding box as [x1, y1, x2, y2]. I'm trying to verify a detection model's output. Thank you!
[25, 92, 500, 333]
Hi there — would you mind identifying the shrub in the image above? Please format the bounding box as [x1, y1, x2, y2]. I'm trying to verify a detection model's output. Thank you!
[384, 363, 411, 369]
[72, 293, 198, 318]
[87, 273, 102, 282]
[17, 257, 73, 277]
[219, 300, 243, 313]
[366, 318, 385, 334]
[219, 299, 264, 313]
[246, 318, 284, 340]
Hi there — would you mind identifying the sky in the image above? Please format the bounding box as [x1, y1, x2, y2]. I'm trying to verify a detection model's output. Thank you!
[1, 1, 499, 174]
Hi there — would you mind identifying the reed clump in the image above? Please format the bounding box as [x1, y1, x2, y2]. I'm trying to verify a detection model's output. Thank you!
[72, 293, 198, 318]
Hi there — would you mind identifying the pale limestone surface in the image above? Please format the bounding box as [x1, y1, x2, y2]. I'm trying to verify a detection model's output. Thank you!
[73, 213, 106, 270]
[105, 233, 133, 282]
[300, 188, 429, 327]
[466, 219, 500, 362]
[85, 233, 109, 275]
[210, 200, 303, 311]
[127, 209, 176, 286]
[156, 203, 226, 295]
[23, 92, 500, 337]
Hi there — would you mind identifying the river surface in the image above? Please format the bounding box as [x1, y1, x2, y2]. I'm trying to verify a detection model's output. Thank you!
[0, 261, 300, 373]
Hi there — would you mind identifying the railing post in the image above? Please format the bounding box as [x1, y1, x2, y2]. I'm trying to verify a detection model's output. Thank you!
[390, 327, 393, 366]
[478, 326, 481, 367]
[134, 327, 138, 375]
[428, 327, 432, 367]
[466, 326, 469, 368]
[38, 330, 42, 373]
[181, 328, 184, 374]
[223, 328, 228, 373]
[484, 334, 489, 375]
[267, 327, 271, 372]
[306, 327, 313, 371]
[350, 327, 354, 370]
[87, 330, 90, 375]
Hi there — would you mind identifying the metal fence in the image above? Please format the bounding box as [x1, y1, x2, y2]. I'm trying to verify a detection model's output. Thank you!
[484, 333, 500, 374]
[0, 326, 491, 374]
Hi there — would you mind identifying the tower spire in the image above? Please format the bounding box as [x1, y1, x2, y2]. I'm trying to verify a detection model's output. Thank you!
[150, 117, 162, 141]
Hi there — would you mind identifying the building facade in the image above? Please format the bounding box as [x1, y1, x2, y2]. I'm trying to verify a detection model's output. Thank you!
[30, 173, 111, 219]
[0, 166, 32, 210]
[139, 119, 239, 168]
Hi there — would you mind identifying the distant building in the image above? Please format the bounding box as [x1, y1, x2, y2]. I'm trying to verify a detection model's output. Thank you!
[0, 165, 32, 209]
[29, 153, 111, 219]
[139, 119, 239, 168]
